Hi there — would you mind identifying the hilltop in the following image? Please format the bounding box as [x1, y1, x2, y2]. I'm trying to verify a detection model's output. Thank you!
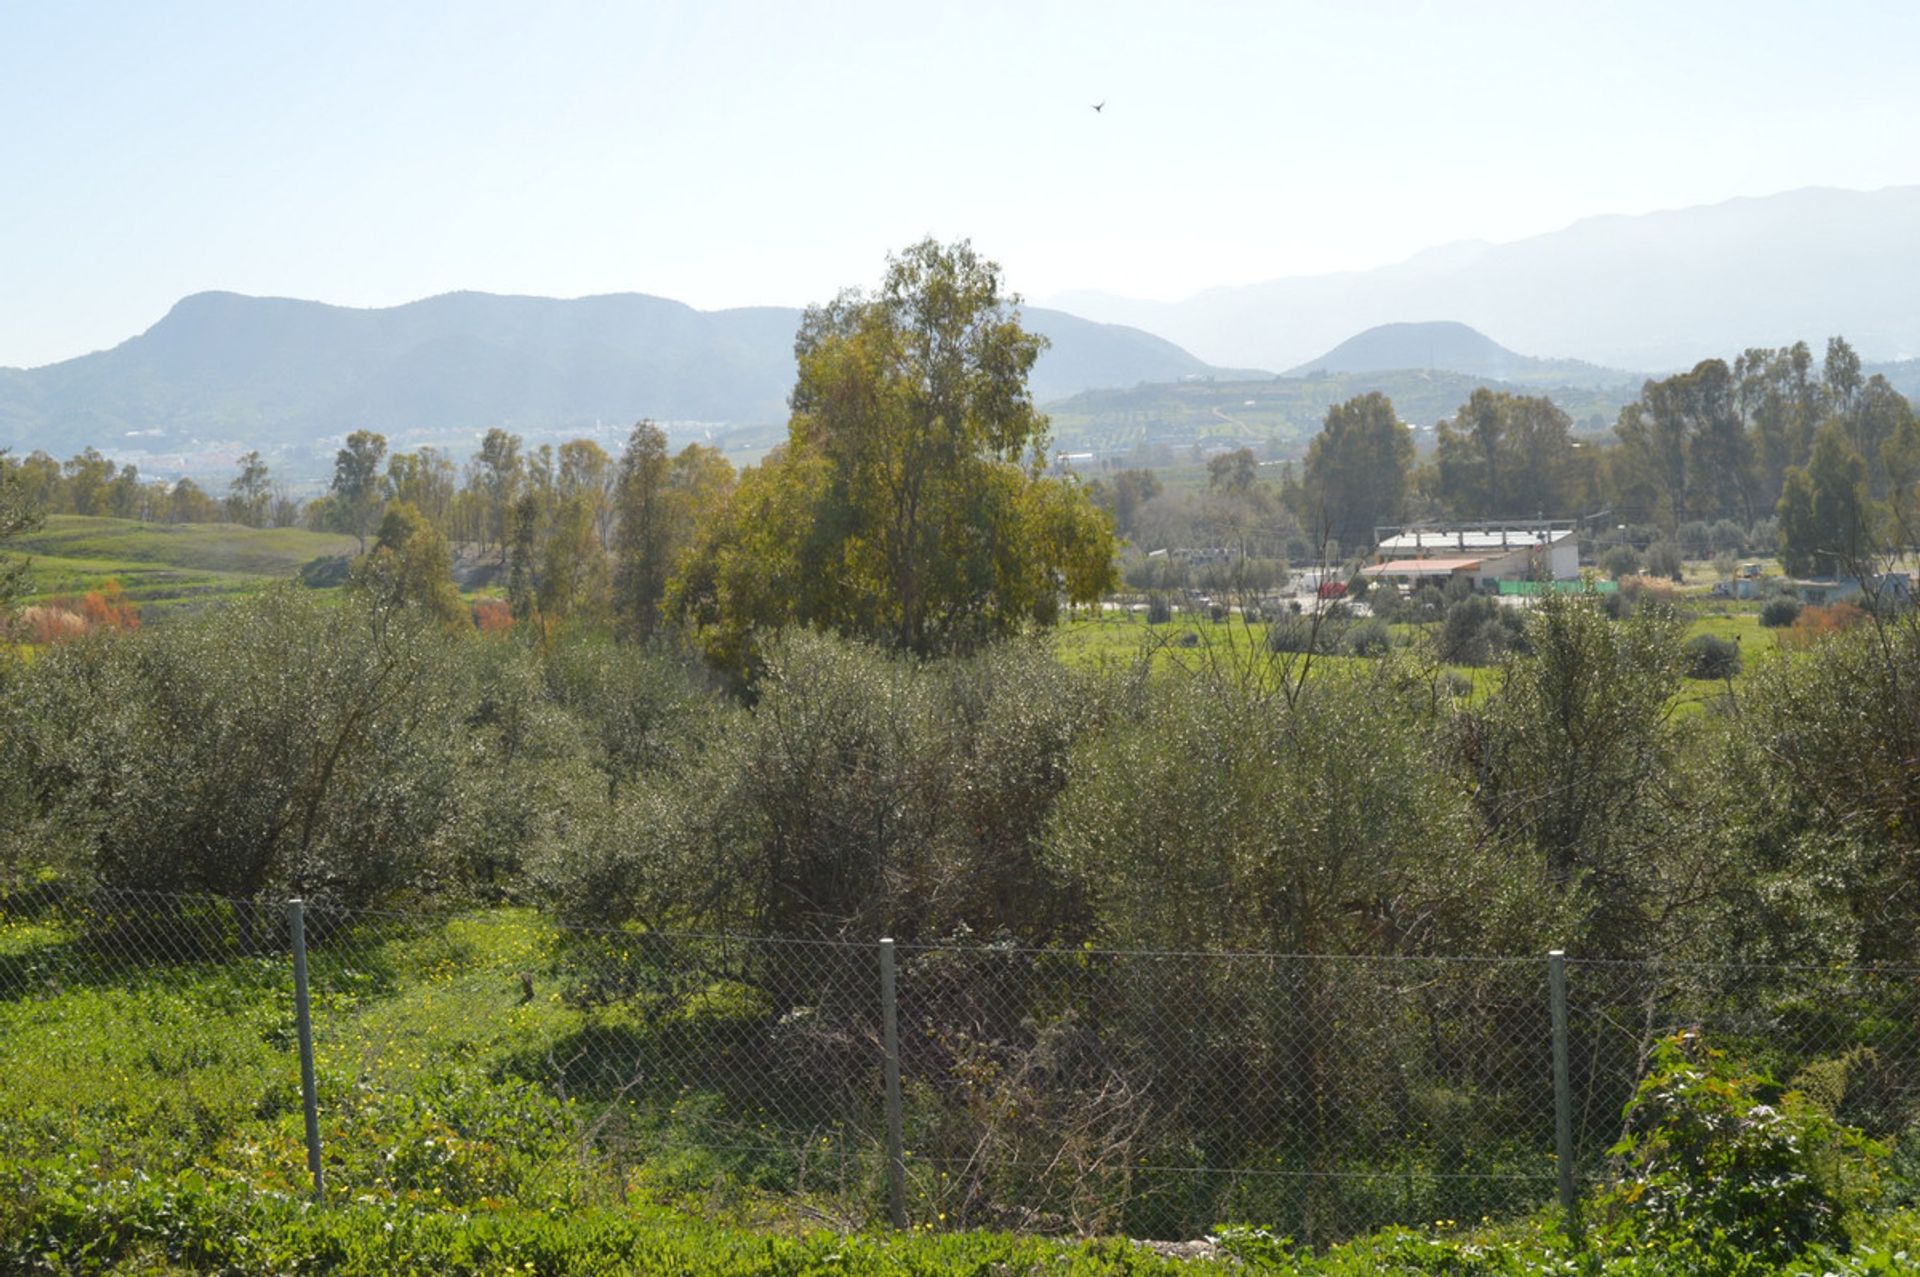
[1285, 321, 1635, 389]
[0, 290, 1257, 463]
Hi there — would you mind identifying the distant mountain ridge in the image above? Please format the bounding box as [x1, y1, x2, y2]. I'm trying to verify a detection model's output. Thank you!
[1051, 185, 1920, 372]
[0, 290, 1258, 458]
[1286, 321, 1635, 388]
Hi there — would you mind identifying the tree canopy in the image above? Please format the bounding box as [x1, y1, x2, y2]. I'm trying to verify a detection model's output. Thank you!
[673, 239, 1116, 675]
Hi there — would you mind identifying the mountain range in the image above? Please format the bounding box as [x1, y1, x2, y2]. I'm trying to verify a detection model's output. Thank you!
[1050, 185, 1920, 372]
[6, 185, 1919, 472]
[0, 291, 1255, 460]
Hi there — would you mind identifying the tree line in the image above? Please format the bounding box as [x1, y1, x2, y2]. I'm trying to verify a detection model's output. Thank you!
[1084, 337, 1918, 585]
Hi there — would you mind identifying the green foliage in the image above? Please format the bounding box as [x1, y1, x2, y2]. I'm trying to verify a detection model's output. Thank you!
[1045, 660, 1497, 954]
[1600, 545, 1640, 579]
[330, 429, 388, 551]
[1431, 387, 1580, 521]
[1778, 422, 1877, 578]
[1741, 611, 1920, 959]
[0, 448, 46, 616]
[350, 500, 468, 629]
[1459, 591, 1690, 952]
[1433, 595, 1525, 666]
[1343, 617, 1392, 657]
[1295, 392, 1412, 550]
[673, 241, 1116, 677]
[1760, 597, 1803, 627]
[1642, 539, 1684, 578]
[1684, 633, 1743, 680]
[0, 587, 470, 900]
[1599, 1034, 1877, 1265]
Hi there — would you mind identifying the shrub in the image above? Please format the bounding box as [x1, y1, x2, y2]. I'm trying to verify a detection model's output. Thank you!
[1684, 633, 1742, 680]
[1777, 602, 1869, 649]
[1600, 1033, 1874, 1265]
[472, 597, 514, 632]
[1434, 596, 1525, 666]
[1760, 597, 1802, 628]
[1600, 545, 1640, 579]
[1709, 519, 1748, 554]
[1267, 614, 1344, 653]
[1619, 575, 1682, 609]
[1643, 539, 1684, 579]
[1343, 618, 1391, 657]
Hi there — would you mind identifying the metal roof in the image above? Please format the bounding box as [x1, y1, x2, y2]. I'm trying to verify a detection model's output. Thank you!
[1378, 528, 1573, 553]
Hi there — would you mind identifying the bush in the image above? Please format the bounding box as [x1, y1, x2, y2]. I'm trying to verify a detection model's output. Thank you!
[1434, 596, 1525, 666]
[1600, 1033, 1875, 1265]
[1709, 519, 1749, 554]
[2, 587, 472, 902]
[1777, 601, 1869, 649]
[1760, 597, 1802, 628]
[1266, 615, 1320, 653]
[1600, 545, 1640, 579]
[1643, 539, 1684, 579]
[1343, 618, 1392, 657]
[1684, 633, 1743, 680]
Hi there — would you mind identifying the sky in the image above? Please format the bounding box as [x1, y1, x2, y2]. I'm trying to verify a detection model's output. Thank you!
[3, 0, 1918, 369]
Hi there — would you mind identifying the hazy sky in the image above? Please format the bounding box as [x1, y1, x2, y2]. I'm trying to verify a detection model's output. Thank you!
[4, 0, 1918, 368]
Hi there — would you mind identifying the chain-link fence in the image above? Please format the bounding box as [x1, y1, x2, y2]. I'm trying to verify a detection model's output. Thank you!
[4, 887, 1919, 1244]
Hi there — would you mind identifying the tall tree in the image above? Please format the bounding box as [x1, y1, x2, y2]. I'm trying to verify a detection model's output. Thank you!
[1295, 392, 1412, 552]
[468, 429, 524, 563]
[386, 447, 457, 529]
[349, 500, 468, 629]
[1614, 361, 1754, 529]
[612, 422, 673, 638]
[556, 439, 616, 550]
[226, 451, 274, 527]
[330, 430, 389, 551]
[1432, 388, 1577, 519]
[673, 239, 1115, 672]
[1777, 421, 1875, 578]
[62, 448, 116, 517]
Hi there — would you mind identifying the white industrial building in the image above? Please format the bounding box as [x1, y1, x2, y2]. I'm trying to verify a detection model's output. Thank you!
[1363, 523, 1580, 589]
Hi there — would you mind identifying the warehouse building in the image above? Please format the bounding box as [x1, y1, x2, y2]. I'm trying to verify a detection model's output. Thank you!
[1362, 522, 1580, 590]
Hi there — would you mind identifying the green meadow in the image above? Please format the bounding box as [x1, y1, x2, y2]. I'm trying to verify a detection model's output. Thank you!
[15, 515, 357, 618]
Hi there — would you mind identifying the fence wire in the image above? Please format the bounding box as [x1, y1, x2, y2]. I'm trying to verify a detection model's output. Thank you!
[3, 886, 1918, 1243]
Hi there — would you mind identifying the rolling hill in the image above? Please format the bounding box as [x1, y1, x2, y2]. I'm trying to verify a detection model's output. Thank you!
[1285, 321, 1634, 388]
[0, 290, 1259, 462]
[1051, 185, 1920, 372]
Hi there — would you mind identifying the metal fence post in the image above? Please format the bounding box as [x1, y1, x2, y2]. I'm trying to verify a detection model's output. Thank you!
[289, 898, 324, 1202]
[1550, 948, 1575, 1229]
[878, 937, 907, 1230]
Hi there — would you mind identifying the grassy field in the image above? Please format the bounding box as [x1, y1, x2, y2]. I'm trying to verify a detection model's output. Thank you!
[1058, 604, 1778, 708]
[14, 515, 357, 619]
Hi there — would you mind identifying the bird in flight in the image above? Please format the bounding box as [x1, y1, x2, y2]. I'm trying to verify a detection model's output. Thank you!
[1091, 101, 1105, 113]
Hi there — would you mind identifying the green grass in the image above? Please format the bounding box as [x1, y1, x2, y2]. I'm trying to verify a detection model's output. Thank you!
[7, 903, 1917, 1273]
[1058, 603, 1801, 715]
[14, 515, 357, 618]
